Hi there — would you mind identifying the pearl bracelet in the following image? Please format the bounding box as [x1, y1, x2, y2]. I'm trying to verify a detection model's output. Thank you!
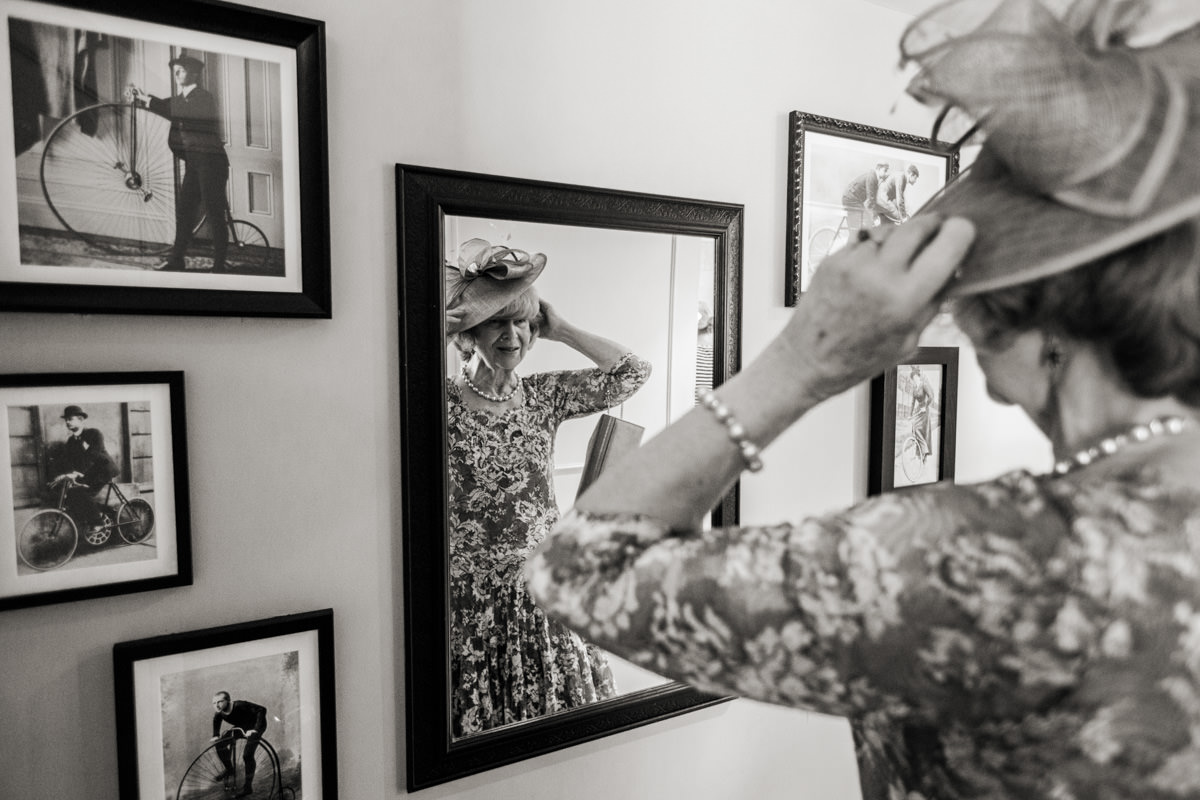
[697, 390, 764, 473]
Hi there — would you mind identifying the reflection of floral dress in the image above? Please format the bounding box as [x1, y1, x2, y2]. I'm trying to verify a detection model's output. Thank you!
[528, 468, 1200, 799]
[447, 352, 651, 737]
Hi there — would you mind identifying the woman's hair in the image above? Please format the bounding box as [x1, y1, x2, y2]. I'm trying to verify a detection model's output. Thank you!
[953, 219, 1200, 407]
[450, 287, 541, 357]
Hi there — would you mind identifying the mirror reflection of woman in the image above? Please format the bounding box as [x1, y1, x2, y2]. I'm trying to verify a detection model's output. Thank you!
[444, 239, 651, 738]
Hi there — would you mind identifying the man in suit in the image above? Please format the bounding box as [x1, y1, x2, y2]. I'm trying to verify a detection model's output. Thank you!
[132, 54, 229, 273]
[48, 405, 119, 533]
[211, 691, 269, 798]
[878, 163, 921, 224]
[840, 162, 891, 237]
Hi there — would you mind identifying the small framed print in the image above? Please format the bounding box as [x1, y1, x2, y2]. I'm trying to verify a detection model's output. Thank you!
[0, 0, 330, 317]
[784, 111, 959, 304]
[868, 348, 959, 495]
[0, 371, 190, 610]
[113, 609, 338, 800]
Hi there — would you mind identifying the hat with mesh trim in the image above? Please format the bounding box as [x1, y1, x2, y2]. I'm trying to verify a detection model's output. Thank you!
[444, 239, 545, 334]
[900, 0, 1200, 296]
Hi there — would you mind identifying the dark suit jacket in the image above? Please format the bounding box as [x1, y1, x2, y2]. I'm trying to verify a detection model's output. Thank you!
[148, 87, 228, 163]
[51, 428, 119, 490]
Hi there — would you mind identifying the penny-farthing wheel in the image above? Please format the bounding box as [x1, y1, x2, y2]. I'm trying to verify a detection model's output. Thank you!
[40, 101, 178, 256]
[176, 734, 285, 800]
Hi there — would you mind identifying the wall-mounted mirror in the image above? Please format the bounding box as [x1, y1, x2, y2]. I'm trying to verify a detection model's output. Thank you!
[396, 164, 743, 790]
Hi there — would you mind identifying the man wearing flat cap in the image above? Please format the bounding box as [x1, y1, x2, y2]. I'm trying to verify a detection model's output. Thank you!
[47, 405, 119, 535]
[131, 53, 230, 273]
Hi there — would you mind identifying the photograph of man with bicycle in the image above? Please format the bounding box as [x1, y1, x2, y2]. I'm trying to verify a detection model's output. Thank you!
[10, 400, 156, 573]
[162, 650, 301, 800]
[6, 12, 285, 279]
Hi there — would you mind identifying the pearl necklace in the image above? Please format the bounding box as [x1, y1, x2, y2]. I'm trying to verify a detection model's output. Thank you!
[1052, 415, 1194, 475]
[461, 366, 520, 403]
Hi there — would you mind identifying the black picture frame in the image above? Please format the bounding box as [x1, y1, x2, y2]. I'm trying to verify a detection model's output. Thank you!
[397, 163, 740, 790]
[868, 347, 959, 495]
[113, 609, 338, 800]
[0, 370, 191, 610]
[0, 0, 330, 317]
[784, 110, 959, 305]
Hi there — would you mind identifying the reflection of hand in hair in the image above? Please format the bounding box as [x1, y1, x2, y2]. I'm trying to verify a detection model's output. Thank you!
[536, 300, 564, 341]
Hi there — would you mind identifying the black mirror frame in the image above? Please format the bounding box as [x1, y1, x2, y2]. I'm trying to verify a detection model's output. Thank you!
[396, 164, 743, 791]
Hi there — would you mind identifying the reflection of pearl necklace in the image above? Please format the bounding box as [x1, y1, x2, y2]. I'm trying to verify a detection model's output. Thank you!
[461, 366, 520, 403]
[1052, 416, 1194, 475]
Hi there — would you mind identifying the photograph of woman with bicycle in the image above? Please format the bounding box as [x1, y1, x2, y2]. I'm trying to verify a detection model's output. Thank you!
[896, 362, 940, 488]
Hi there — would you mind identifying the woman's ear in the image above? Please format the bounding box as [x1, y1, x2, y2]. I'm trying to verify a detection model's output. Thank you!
[1040, 334, 1068, 371]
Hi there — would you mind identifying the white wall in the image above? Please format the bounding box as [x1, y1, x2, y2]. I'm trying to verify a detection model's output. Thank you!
[0, 1, 1048, 799]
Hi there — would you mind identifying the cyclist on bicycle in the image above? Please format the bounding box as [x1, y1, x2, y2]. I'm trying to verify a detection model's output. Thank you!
[211, 691, 268, 798]
[908, 365, 934, 463]
[47, 405, 118, 536]
[877, 164, 920, 225]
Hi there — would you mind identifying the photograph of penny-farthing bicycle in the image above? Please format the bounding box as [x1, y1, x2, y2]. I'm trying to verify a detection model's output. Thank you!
[9, 13, 283, 275]
[0, 0, 312, 291]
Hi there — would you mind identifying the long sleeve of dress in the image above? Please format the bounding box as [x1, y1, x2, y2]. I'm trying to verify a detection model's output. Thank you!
[526, 469, 1200, 799]
[531, 352, 652, 421]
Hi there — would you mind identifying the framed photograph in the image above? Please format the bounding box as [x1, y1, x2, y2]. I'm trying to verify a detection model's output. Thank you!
[113, 609, 338, 800]
[0, 370, 190, 610]
[784, 111, 959, 304]
[0, 0, 330, 317]
[868, 347, 959, 495]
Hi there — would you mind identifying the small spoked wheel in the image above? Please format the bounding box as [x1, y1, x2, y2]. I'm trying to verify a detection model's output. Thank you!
[899, 435, 926, 483]
[118, 498, 155, 544]
[83, 512, 113, 546]
[17, 509, 79, 570]
[807, 226, 847, 278]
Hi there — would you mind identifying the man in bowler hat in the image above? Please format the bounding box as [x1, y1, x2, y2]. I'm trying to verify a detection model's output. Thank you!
[131, 53, 230, 273]
[48, 405, 119, 533]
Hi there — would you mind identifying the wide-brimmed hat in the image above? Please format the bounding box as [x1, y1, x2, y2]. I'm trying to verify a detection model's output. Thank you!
[444, 238, 546, 334]
[900, 0, 1200, 296]
[61, 405, 87, 419]
[168, 54, 206, 73]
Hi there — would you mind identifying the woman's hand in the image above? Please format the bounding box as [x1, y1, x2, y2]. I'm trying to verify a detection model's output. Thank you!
[782, 215, 974, 404]
[536, 299, 570, 342]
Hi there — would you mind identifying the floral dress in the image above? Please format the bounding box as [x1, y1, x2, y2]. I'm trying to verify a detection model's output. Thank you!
[526, 467, 1200, 799]
[448, 352, 651, 738]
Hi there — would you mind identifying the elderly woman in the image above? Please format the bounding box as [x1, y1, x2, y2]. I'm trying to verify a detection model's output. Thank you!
[445, 239, 651, 738]
[527, 2, 1200, 798]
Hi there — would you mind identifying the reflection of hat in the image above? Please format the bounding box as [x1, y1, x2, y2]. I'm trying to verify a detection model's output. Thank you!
[168, 54, 206, 73]
[445, 238, 545, 334]
[61, 405, 87, 419]
[900, 0, 1200, 296]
